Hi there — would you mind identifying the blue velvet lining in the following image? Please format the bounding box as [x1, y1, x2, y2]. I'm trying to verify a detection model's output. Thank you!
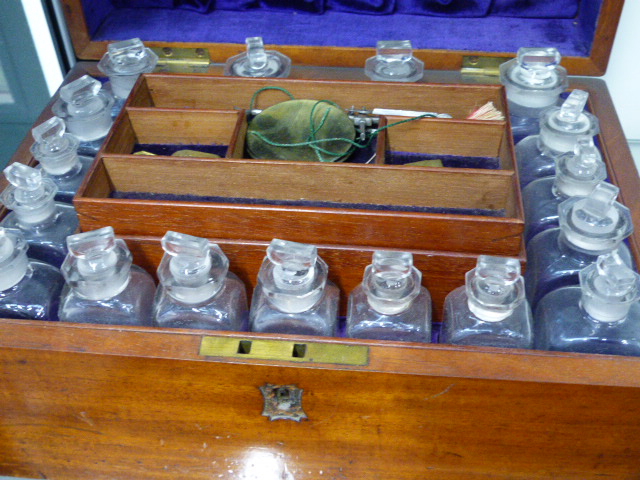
[81, 0, 604, 58]
[111, 191, 506, 216]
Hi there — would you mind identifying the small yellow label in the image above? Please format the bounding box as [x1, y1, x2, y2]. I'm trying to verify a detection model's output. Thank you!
[199, 337, 369, 366]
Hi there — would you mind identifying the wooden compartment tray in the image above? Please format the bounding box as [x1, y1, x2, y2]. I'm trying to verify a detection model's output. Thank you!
[75, 75, 522, 255]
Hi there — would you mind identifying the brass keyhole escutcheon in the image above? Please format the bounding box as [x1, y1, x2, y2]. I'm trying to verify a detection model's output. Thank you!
[260, 384, 307, 422]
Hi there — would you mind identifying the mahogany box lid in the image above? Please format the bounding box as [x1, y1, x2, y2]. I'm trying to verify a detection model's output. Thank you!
[62, 0, 624, 76]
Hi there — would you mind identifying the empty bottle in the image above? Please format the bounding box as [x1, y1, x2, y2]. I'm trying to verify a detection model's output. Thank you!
[442, 256, 533, 349]
[0, 163, 79, 268]
[516, 89, 599, 188]
[522, 136, 606, 244]
[58, 226, 156, 326]
[346, 251, 432, 342]
[0, 227, 65, 322]
[250, 239, 339, 336]
[524, 182, 634, 310]
[153, 231, 248, 330]
[364, 40, 424, 83]
[30, 116, 94, 204]
[500, 47, 568, 140]
[224, 36, 291, 78]
[535, 251, 640, 356]
[98, 38, 158, 99]
[52, 75, 114, 142]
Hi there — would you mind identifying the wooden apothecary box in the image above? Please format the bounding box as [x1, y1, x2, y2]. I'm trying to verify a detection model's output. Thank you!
[2, 1, 640, 479]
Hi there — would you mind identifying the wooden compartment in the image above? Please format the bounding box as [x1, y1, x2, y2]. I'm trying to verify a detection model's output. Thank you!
[128, 74, 507, 120]
[102, 108, 246, 158]
[75, 154, 522, 255]
[75, 74, 523, 255]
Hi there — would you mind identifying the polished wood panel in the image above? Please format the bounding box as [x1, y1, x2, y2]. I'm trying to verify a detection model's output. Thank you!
[2, 324, 640, 479]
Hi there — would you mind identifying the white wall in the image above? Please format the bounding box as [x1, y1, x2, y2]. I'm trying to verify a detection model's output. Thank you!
[602, 0, 640, 141]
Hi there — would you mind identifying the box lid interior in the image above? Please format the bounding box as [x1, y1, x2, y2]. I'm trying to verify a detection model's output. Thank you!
[68, 0, 622, 76]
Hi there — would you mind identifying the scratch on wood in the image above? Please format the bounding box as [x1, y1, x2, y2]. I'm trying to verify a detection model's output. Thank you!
[424, 383, 455, 401]
[77, 411, 95, 427]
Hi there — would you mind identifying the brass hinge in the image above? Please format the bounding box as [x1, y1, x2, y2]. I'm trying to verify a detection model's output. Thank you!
[461, 55, 511, 77]
[151, 47, 211, 73]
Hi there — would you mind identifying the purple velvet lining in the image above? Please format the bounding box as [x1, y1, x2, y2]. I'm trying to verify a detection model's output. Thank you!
[327, 0, 394, 15]
[386, 151, 500, 169]
[81, 0, 604, 58]
[111, 190, 506, 217]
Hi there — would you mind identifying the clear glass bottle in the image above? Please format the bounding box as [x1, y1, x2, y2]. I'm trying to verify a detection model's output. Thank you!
[535, 251, 640, 356]
[249, 239, 339, 336]
[522, 136, 606, 244]
[346, 251, 432, 342]
[224, 37, 291, 78]
[52, 75, 114, 142]
[0, 227, 65, 322]
[98, 38, 158, 99]
[58, 226, 156, 326]
[30, 116, 94, 204]
[0, 163, 79, 268]
[515, 89, 599, 188]
[153, 231, 248, 331]
[499, 47, 568, 140]
[364, 40, 424, 82]
[524, 182, 634, 311]
[442, 256, 533, 349]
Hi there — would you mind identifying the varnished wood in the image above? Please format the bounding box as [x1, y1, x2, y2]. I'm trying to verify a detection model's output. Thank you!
[2, 323, 640, 479]
[116, 108, 245, 149]
[60, 0, 624, 76]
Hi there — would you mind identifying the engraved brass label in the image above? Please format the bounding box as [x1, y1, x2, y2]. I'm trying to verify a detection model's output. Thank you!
[461, 55, 511, 76]
[199, 337, 369, 366]
[260, 384, 307, 422]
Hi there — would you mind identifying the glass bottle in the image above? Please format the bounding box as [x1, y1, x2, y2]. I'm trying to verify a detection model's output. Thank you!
[364, 40, 424, 83]
[52, 75, 114, 142]
[442, 256, 533, 349]
[346, 251, 432, 342]
[535, 251, 640, 356]
[224, 36, 291, 78]
[249, 239, 339, 336]
[58, 226, 156, 326]
[499, 47, 568, 141]
[98, 38, 158, 99]
[524, 182, 634, 311]
[0, 227, 65, 322]
[30, 116, 94, 204]
[515, 89, 599, 188]
[522, 136, 606, 244]
[153, 231, 248, 331]
[0, 163, 79, 268]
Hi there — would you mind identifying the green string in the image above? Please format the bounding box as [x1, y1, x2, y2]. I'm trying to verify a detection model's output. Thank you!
[247, 86, 439, 162]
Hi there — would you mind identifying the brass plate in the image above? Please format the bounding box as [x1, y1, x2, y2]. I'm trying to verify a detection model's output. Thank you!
[199, 337, 369, 366]
[461, 55, 511, 76]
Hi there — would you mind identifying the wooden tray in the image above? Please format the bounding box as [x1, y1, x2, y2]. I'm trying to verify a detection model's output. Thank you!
[74, 74, 522, 255]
